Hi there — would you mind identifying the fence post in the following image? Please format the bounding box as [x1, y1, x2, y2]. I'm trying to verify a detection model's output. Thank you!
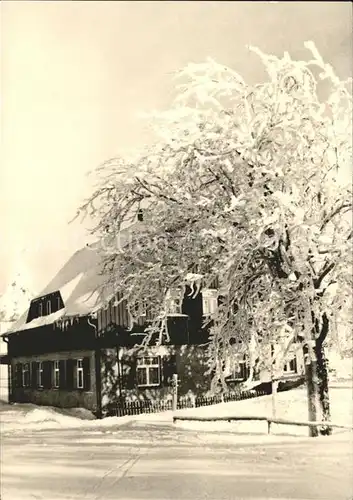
[267, 420, 271, 434]
[172, 373, 178, 412]
[271, 380, 278, 419]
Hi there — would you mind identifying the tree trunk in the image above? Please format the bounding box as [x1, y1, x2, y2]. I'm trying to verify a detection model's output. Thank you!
[313, 312, 332, 436]
[302, 343, 319, 437]
[315, 341, 332, 435]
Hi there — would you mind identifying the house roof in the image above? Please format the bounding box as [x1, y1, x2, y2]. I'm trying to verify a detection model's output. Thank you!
[5, 224, 140, 336]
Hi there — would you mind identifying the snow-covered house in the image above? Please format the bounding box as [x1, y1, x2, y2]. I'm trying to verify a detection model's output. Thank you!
[0, 226, 221, 416]
[1, 226, 303, 416]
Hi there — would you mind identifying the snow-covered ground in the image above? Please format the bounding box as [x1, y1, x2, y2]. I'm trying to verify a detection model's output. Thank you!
[1, 384, 352, 441]
[173, 383, 353, 436]
[1, 386, 352, 500]
[327, 351, 352, 382]
[2, 424, 351, 500]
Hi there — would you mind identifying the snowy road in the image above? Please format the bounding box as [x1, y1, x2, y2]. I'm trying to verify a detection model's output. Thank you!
[1, 421, 352, 500]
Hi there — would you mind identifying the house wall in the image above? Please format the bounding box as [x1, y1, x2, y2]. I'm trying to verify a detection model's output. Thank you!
[100, 344, 212, 412]
[97, 288, 210, 346]
[10, 350, 97, 412]
[97, 291, 145, 333]
[0, 321, 13, 402]
[175, 344, 212, 397]
[7, 319, 97, 358]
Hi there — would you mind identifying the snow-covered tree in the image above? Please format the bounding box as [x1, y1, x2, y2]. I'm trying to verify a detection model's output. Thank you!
[78, 42, 352, 436]
[0, 272, 34, 324]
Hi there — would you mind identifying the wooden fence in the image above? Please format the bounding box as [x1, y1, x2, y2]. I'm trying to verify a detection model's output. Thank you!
[104, 388, 268, 417]
[172, 414, 353, 434]
[103, 375, 305, 418]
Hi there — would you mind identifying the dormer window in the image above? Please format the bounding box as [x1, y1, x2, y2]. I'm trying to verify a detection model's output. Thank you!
[202, 289, 218, 316]
[26, 291, 63, 324]
[165, 288, 181, 315]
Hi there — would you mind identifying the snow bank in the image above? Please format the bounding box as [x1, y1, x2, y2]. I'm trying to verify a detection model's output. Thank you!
[1, 386, 352, 438]
[1, 404, 83, 432]
[328, 353, 352, 382]
[0, 401, 173, 434]
[0, 403, 132, 434]
[172, 385, 353, 436]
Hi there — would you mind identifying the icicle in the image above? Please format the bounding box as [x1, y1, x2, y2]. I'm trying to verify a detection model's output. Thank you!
[185, 272, 204, 298]
[163, 316, 171, 344]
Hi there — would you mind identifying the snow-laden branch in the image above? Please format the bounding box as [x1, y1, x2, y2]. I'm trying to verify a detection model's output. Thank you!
[77, 41, 352, 392]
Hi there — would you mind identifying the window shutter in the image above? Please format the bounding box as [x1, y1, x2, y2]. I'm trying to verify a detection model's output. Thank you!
[162, 356, 176, 386]
[83, 357, 91, 391]
[126, 359, 137, 389]
[59, 360, 66, 389]
[73, 360, 78, 389]
[31, 362, 38, 389]
[15, 363, 22, 388]
[66, 359, 74, 390]
[43, 361, 52, 389]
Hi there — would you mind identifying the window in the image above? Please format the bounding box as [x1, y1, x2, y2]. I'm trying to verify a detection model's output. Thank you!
[53, 360, 60, 388]
[76, 359, 84, 389]
[290, 358, 297, 372]
[239, 361, 249, 380]
[284, 357, 297, 374]
[37, 361, 44, 388]
[229, 355, 249, 381]
[47, 300, 51, 315]
[137, 357, 161, 387]
[202, 289, 218, 316]
[56, 296, 62, 311]
[22, 363, 30, 388]
[165, 289, 181, 315]
[38, 303, 43, 317]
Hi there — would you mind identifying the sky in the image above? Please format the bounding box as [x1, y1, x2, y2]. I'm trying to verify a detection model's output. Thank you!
[1, 1, 352, 295]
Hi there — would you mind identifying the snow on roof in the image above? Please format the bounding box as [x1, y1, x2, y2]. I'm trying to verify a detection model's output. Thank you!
[16, 309, 69, 332]
[59, 273, 85, 303]
[5, 224, 140, 335]
[0, 321, 14, 335]
[69, 290, 101, 315]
